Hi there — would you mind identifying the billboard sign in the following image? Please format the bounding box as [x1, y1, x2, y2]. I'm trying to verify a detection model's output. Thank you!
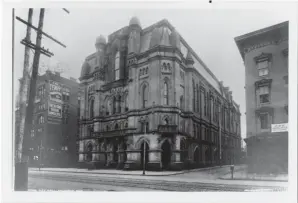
[48, 102, 62, 118]
[49, 80, 62, 103]
[271, 123, 288, 133]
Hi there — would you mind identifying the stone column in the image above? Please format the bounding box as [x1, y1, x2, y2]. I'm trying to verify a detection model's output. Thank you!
[106, 142, 117, 168]
[94, 94, 100, 117]
[148, 148, 161, 171]
[124, 150, 141, 170]
[123, 136, 140, 170]
[170, 135, 184, 171]
[117, 142, 125, 169]
[147, 134, 161, 171]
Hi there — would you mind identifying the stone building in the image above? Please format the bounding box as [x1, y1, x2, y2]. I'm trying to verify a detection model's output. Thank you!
[235, 21, 288, 173]
[17, 71, 80, 167]
[78, 17, 241, 170]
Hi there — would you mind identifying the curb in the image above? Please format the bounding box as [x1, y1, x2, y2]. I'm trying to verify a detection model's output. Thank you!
[29, 165, 235, 177]
[218, 177, 288, 182]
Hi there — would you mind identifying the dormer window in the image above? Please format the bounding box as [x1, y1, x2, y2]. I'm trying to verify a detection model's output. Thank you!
[115, 51, 120, 80]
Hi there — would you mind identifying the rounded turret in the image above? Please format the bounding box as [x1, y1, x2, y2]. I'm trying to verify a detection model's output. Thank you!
[129, 16, 141, 28]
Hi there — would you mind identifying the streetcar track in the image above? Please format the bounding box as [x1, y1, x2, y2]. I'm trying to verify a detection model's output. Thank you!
[29, 173, 286, 192]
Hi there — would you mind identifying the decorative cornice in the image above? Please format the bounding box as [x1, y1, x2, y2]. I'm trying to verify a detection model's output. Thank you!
[254, 52, 272, 62]
[255, 106, 274, 115]
[244, 38, 288, 54]
[254, 78, 272, 88]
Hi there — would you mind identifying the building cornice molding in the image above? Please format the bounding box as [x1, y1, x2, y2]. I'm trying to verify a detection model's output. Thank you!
[254, 52, 272, 63]
[254, 78, 273, 88]
[243, 38, 288, 55]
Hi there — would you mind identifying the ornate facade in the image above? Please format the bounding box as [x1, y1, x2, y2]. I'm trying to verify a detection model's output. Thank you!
[78, 17, 241, 171]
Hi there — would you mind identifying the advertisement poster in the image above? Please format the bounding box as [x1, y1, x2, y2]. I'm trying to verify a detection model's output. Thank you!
[48, 102, 62, 118]
[271, 123, 288, 133]
[49, 80, 62, 103]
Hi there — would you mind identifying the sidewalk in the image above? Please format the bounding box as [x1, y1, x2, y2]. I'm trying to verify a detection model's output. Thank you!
[220, 170, 288, 182]
[29, 168, 288, 188]
[30, 167, 181, 176]
[29, 165, 235, 176]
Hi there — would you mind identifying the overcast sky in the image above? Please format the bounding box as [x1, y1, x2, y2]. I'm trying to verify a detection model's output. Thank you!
[14, 7, 291, 143]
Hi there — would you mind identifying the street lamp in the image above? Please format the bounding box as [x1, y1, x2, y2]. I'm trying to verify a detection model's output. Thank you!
[38, 137, 43, 171]
[142, 120, 147, 176]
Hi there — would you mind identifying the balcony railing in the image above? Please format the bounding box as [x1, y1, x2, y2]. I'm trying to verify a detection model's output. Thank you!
[158, 125, 178, 134]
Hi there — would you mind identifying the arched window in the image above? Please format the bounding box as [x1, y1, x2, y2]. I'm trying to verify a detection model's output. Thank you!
[163, 63, 167, 70]
[87, 143, 93, 162]
[125, 95, 129, 112]
[112, 96, 117, 114]
[180, 139, 187, 162]
[194, 124, 197, 138]
[164, 117, 169, 125]
[117, 96, 121, 113]
[192, 80, 195, 111]
[124, 122, 128, 128]
[180, 95, 184, 109]
[142, 85, 148, 108]
[106, 125, 110, 131]
[39, 115, 44, 124]
[163, 82, 169, 105]
[196, 84, 199, 112]
[167, 63, 171, 71]
[89, 98, 94, 118]
[115, 123, 119, 130]
[114, 51, 120, 80]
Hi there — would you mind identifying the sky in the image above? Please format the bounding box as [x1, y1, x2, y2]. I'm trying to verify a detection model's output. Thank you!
[13, 7, 291, 144]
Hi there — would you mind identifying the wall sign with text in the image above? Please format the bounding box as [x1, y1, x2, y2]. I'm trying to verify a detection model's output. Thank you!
[48, 102, 62, 118]
[49, 80, 62, 103]
[271, 123, 288, 133]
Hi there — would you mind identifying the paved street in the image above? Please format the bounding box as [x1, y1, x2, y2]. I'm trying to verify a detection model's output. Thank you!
[28, 168, 288, 191]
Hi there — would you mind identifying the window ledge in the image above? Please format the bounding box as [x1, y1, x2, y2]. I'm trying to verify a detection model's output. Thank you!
[139, 74, 149, 79]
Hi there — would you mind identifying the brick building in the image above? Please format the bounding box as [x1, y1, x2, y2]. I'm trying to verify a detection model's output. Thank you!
[235, 21, 288, 173]
[17, 70, 80, 167]
[78, 17, 241, 171]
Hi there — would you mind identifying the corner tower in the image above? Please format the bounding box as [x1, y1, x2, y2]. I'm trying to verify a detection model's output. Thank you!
[128, 16, 142, 55]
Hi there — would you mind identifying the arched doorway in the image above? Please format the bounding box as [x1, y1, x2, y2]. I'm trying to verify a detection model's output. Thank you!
[140, 142, 149, 169]
[123, 142, 127, 162]
[194, 147, 200, 164]
[87, 143, 93, 162]
[113, 143, 118, 163]
[161, 140, 171, 169]
[180, 139, 187, 162]
[205, 147, 210, 166]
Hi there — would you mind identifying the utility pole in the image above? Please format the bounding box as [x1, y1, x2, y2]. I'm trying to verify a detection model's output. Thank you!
[16, 8, 33, 163]
[14, 8, 33, 191]
[15, 8, 68, 191]
[142, 120, 146, 176]
[219, 104, 222, 167]
[23, 9, 45, 161]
